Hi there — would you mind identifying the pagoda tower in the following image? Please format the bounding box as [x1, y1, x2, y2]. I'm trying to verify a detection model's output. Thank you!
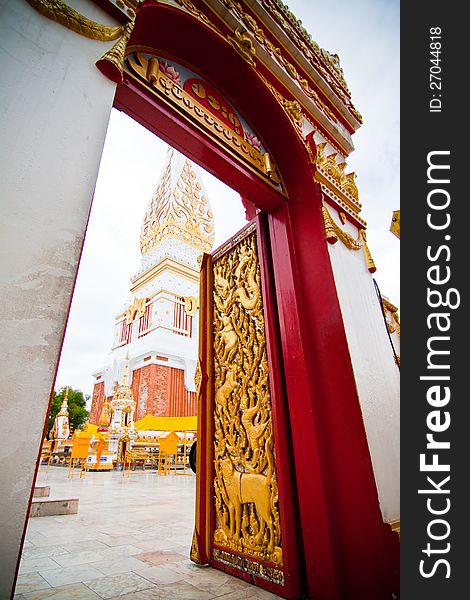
[50, 387, 70, 440]
[89, 147, 214, 425]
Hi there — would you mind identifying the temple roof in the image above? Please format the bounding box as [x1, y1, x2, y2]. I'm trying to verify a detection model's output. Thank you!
[140, 147, 214, 256]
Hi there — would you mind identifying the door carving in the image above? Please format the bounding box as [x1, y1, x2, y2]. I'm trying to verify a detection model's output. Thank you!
[192, 217, 301, 598]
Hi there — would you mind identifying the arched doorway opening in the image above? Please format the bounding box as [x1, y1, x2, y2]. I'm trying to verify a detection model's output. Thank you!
[96, 3, 399, 599]
[2, 2, 399, 599]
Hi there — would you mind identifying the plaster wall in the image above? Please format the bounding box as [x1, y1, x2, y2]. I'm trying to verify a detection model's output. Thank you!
[0, 1, 117, 595]
[326, 205, 400, 523]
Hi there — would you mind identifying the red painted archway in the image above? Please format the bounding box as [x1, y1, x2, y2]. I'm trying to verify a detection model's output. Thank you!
[111, 3, 399, 598]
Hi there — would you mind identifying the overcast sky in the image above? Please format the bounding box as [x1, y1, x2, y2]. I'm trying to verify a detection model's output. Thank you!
[55, 0, 399, 400]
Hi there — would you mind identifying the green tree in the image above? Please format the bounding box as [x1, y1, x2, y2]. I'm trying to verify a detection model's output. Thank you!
[47, 388, 89, 437]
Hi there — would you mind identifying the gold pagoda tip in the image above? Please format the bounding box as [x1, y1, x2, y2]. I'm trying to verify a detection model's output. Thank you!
[390, 210, 400, 239]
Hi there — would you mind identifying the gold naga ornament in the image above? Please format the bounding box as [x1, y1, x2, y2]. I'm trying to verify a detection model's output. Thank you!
[322, 203, 376, 273]
[25, 0, 138, 82]
[390, 210, 400, 239]
[212, 229, 282, 566]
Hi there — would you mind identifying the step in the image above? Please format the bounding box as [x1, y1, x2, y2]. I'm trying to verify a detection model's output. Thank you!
[30, 498, 79, 517]
[33, 485, 50, 498]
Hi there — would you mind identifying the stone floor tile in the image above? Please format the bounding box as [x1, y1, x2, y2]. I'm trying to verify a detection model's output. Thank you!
[22, 545, 70, 560]
[60, 540, 110, 553]
[154, 580, 216, 599]
[17, 583, 101, 600]
[213, 591, 259, 600]
[133, 537, 185, 553]
[133, 550, 185, 567]
[14, 573, 51, 595]
[16, 469, 283, 599]
[83, 572, 156, 599]
[19, 557, 61, 575]
[39, 564, 104, 587]
[95, 534, 142, 548]
[93, 545, 141, 562]
[166, 533, 192, 547]
[132, 564, 185, 585]
[166, 559, 211, 577]
[90, 556, 149, 576]
[248, 588, 285, 600]
[52, 550, 104, 568]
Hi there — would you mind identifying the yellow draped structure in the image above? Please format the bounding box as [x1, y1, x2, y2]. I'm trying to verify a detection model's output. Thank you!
[134, 414, 197, 432]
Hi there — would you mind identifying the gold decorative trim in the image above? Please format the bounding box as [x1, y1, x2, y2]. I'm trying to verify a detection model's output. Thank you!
[25, 0, 124, 41]
[261, 0, 350, 91]
[322, 204, 376, 273]
[212, 221, 257, 260]
[359, 229, 377, 274]
[390, 210, 400, 239]
[190, 530, 202, 563]
[283, 99, 303, 137]
[215, 0, 360, 124]
[315, 143, 361, 212]
[124, 297, 147, 324]
[212, 229, 283, 565]
[174, 0, 220, 34]
[125, 53, 283, 192]
[194, 360, 202, 397]
[382, 297, 401, 337]
[260, 0, 363, 125]
[389, 520, 400, 537]
[318, 181, 367, 227]
[227, 27, 256, 67]
[184, 296, 199, 316]
[96, 21, 134, 83]
[130, 258, 200, 294]
[322, 205, 360, 249]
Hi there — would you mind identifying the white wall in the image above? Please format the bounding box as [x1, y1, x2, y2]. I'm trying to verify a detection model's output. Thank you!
[0, 1, 117, 596]
[326, 204, 400, 523]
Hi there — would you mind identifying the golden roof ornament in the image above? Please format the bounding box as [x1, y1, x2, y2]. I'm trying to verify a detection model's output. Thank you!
[390, 210, 400, 239]
[140, 147, 214, 255]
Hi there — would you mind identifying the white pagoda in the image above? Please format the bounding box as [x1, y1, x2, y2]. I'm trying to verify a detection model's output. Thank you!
[89, 147, 214, 425]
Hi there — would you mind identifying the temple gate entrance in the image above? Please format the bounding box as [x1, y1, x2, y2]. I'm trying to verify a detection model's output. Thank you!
[192, 217, 301, 598]
[1, 2, 399, 599]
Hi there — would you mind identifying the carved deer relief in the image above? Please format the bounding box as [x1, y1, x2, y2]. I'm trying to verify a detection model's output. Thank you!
[212, 231, 282, 566]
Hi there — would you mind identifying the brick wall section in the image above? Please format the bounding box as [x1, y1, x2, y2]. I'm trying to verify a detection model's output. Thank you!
[153, 364, 169, 415]
[89, 381, 105, 424]
[90, 365, 198, 423]
[133, 364, 197, 417]
[167, 368, 197, 416]
[131, 367, 142, 418]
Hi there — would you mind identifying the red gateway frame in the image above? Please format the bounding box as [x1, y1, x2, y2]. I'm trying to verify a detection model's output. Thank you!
[107, 2, 399, 598]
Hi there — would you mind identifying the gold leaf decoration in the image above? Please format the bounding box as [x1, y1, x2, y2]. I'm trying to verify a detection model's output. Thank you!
[227, 27, 256, 67]
[212, 231, 282, 566]
[322, 204, 376, 273]
[140, 149, 214, 255]
[25, 0, 124, 41]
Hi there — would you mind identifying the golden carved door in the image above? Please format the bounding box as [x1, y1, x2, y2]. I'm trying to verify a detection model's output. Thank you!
[191, 216, 302, 599]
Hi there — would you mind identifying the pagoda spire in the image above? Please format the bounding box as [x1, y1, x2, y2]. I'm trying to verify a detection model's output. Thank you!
[58, 387, 69, 417]
[139, 146, 214, 256]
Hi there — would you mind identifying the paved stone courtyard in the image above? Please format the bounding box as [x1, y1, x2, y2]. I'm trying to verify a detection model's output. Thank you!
[15, 466, 283, 599]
